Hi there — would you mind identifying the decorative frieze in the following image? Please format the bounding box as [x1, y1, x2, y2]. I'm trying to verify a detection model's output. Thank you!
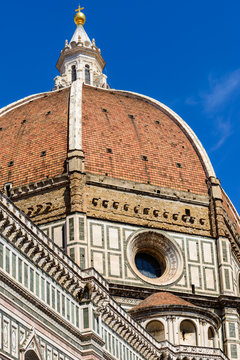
[86, 186, 211, 236]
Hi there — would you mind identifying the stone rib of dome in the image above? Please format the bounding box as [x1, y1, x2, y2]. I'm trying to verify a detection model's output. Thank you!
[222, 189, 240, 233]
[82, 85, 209, 194]
[0, 88, 70, 188]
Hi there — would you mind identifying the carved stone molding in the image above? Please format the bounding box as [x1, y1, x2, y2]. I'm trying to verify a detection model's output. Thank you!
[86, 186, 211, 236]
[9, 174, 69, 200]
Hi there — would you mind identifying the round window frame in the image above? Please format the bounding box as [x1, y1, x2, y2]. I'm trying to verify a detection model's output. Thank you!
[135, 251, 165, 279]
[126, 229, 184, 285]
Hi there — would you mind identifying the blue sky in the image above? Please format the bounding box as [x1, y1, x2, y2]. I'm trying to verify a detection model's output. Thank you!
[1, 0, 240, 213]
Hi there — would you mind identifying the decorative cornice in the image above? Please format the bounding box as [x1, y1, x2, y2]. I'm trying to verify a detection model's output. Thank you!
[86, 173, 210, 206]
[88, 191, 210, 233]
[130, 304, 221, 329]
[9, 174, 69, 200]
[56, 46, 106, 72]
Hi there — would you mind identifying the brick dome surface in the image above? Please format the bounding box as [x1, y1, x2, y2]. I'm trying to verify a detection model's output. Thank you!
[0, 85, 209, 194]
[82, 86, 208, 194]
[131, 292, 195, 311]
[0, 88, 70, 188]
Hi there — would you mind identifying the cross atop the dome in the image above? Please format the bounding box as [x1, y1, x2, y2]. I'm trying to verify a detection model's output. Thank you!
[74, 3, 86, 26]
[75, 4, 84, 13]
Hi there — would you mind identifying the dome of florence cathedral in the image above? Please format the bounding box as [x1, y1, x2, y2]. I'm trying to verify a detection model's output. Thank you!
[0, 4, 240, 360]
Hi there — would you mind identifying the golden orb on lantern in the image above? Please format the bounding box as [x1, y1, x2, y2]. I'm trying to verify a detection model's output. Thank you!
[74, 4, 86, 26]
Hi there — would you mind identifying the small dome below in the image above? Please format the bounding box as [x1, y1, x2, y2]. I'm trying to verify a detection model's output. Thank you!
[131, 292, 195, 311]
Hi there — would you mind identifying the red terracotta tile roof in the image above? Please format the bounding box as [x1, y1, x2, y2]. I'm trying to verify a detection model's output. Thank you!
[0, 85, 209, 195]
[82, 86, 208, 194]
[0, 88, 70, 188]
[131, 292, 194, 311]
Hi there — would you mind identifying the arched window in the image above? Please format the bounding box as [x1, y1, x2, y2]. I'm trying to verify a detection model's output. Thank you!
[146, 320, 165, 342]
[208, 326, 216, 348]
[25, 350, 40, 360]
[85, 65, 90, 85]
[180, 320, 197, 346]
[71, 65, 77, 82]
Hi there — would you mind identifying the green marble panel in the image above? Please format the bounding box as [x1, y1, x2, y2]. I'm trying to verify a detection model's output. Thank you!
[79, 218, 85, 241]
[76, 306, 79, 328]
[229, 322, 236, 338]
[30, 268, 34, 292]
[224, 268, 231, 289]
[67, 299, 70, 321]
[80, 248, 85, 269]
[5, 248, 10, 274]
[0, 242, 3, 268]
[47, 282, 50, 305]
[36, 273, 40, 297]
[71, 302, 74, 325]
[24, 263, 28, 288]
[222, 241, 228, 262]
[18, 259, 22, 283]
[231, 344, 238, 358]
[41, 277, 45, 301]
[62, 294, 65, 317]
[12, 253, 16, 279]
[57, 290, 60, 313]
[52, 286, 55, 309]
[69, 218, 74, 242]
[83, 308, 89, 329]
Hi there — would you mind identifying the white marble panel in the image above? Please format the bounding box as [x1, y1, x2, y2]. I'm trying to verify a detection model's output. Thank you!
[205, 268, 215, 290]
[92, 225, 103, 247]
[109, 254, 120, 276]
[202, 242, 213, 264]
[93, 252, 104, 274]
[108, 228, 119, 249]
[3, 318, 9, 352]
[188, 240, 199, 262]
[53, 226, 63, 248]
[190, 265, 200, 287]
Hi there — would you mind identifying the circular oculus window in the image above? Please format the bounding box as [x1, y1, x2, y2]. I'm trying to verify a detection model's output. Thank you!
[127, 230, 183, 285]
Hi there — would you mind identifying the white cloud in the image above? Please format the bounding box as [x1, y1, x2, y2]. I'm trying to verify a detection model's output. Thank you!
[184, 69, 240, 151]
[202, 69, 240, 113]
[210, 116, 232, 152]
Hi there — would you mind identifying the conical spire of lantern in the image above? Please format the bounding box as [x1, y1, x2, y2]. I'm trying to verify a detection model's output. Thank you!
[55, 4, 108, 89]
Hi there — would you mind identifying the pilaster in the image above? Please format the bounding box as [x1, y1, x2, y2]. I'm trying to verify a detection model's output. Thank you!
[217, 236, 234, 295]
[66, 75, 87, 265]
[222, 308, 240, 359]
[208, 176, 223, 237]
[166, 316, 173, 344]
[69, 79, 83, 151]
[67, 78, 86, 213]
